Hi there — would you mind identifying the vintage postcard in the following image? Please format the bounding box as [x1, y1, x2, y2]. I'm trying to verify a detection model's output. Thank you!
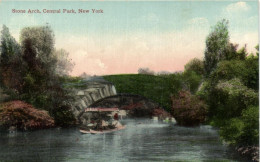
[0, 0, 259, 161]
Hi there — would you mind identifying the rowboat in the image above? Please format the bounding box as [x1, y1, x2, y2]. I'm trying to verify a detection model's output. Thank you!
[80, 125, 126, 134]
[79, 129, 91, 134]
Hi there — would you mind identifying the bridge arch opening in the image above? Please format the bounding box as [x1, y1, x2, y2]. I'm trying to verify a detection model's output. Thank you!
[78, 93, 171, 121]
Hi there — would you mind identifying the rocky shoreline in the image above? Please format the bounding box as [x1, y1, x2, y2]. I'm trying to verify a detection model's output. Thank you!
[236, 146, 259, 162]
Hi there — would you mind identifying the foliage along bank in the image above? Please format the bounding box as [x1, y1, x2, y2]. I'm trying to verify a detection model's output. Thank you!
[197, 19, 259, 161]
[0, 101, 54, 130]
[0, 25, 76, 128]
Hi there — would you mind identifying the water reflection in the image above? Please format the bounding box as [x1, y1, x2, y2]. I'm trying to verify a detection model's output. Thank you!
[0, 119, 243, 161]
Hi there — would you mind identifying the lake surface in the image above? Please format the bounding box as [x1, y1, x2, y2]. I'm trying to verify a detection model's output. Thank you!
[0, 119, 244, 162]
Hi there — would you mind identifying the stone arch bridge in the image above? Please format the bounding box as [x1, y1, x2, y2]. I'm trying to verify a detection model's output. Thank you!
[68, 79, 117, 118]
[68, 79, 168, 121]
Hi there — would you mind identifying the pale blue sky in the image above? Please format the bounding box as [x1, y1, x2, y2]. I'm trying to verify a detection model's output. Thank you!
[0, 1, 258, 34]
[0, 1, 258, 75]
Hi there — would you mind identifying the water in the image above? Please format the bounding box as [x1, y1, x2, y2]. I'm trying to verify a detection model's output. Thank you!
[0, 119, 243, 162]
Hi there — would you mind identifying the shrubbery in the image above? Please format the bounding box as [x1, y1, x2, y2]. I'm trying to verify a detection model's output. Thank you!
[209, 78, 258, 118]
[239, 106, 259, 145]
[198, 19, 259, 161]
[209, 59, 258, 90]
[182, 71, 202, 94]
[219, 118, 244, 145]
[0, 101, 54, 130]
[220, 106, 259, 145]
[171, 91, 208, 126]
[52, 105, 76, 127]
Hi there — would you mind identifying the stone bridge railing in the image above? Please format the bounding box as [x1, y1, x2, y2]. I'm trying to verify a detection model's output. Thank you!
[68, 80, 117, 118]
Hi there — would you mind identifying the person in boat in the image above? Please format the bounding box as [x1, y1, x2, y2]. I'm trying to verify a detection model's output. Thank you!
[111, 112, 124, 129]
[95, 112, 116, 130]
[81, 108, 123, 131]
[114, 113, 119, 120]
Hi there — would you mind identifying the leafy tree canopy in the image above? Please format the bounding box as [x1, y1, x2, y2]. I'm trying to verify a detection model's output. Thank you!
[0, 25, 21, 65]
[204, 19, 230, 76]
[184, 58, 204, 75]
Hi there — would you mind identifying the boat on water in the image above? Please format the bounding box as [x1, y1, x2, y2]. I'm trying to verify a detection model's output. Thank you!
[80, 125, 126, 134]
[79, 107, 126, 134]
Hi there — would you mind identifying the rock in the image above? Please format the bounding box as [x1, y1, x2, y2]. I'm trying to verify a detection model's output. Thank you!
[152, 117, 158, 121]
[236, 146, 259, 162]
[8, 126, 17, 133]
[111, 85, 117, 95]
[170, 117, 177, 123]
[80, 99, 87, 107]
[152, 108, 172, 120]
[77, 91, 85, 96]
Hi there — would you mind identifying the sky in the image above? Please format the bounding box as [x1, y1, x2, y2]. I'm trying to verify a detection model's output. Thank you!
[0, 0, 258, 76]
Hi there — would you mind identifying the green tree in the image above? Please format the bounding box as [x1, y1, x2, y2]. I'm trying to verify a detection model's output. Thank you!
[255, 44, 259, 57]
[210, 60, 248, 85]
[209, 51, 258, 90]
[204, 19, 230, 76]
[236, 45, 247, 60]
[19, 26, 59, 111]
[19, 26, 76, 125]
[20, 25, 56, 74]
[184, 58, 204, 75]
[0, 25, 21, 66]
[239, 106, 259, 145]
[20, 26, 57, 91]
[219, 106, 259, 145]
[209, 78, 258, 118]
[182, 71, 202, 94]
[54, 49, 74, 76]
[0, 25, 24, 91]
[245, 54, 258, 90]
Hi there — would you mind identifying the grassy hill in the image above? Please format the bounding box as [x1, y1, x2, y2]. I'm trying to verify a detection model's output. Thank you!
[103, 74, 178, 112]
[59, 74, 182, 112]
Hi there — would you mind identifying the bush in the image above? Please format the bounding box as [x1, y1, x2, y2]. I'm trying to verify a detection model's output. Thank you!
[244, 56, 258, 90]
[184, 58, 204, 75]
[210, 59, 258, 90]
[196, 80, 210, 99]
[171, 91, 208, 126]
[219, 118, 244, 145]
[182, 71, 202, 94]
[210, 78, 258, 118]
[210, 60, 247, 83]
[239, 106, 259, 145]
[52, 105, 76, 127]
[0, 100, 54, 130]
[219, 106, 259, 145]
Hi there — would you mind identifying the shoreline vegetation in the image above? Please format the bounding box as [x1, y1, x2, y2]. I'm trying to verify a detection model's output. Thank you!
[0, 100, 54, 131]
[0, 19, 258, 161]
